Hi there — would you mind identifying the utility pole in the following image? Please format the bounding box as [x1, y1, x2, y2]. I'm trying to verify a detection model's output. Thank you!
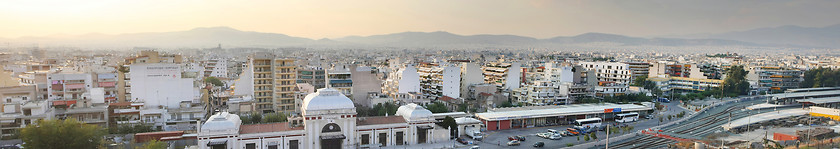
[606, 125, 610, 149]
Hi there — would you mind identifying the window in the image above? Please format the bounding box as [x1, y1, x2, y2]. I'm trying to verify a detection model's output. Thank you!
[379, 133, 387, 147]
[246, 143, 256, 149]
[361, 134, 370, 145]
[289, 140, 299, 149]
[396, 131, 404, 145]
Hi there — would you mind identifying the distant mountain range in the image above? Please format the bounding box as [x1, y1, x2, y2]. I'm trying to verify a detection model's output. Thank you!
[703, 24, 840, 48]
[2, 24, 839, 49]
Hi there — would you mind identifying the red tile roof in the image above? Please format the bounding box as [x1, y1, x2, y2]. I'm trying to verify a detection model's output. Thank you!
[357, 116, 407, 126]
[239, 122, 304, 134]
[438, 96, 456, 102]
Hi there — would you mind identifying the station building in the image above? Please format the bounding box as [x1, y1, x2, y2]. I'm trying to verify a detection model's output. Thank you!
[475, 103, 653, 130]
[197, 88, 449, 149]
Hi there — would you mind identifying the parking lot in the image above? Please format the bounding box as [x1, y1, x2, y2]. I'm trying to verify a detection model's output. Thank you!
[458, 101, 688, 149]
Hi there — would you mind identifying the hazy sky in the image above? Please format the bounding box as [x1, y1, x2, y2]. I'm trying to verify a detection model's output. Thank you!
[2, 0, 839, 39]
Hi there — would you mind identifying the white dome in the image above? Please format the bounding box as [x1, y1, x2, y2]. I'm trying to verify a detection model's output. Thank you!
[201, 112, 241, 132]
[302, 88, 355, 112]
[395, 103, 433, 121]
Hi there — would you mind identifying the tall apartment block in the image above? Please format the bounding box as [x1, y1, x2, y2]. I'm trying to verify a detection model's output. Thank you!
[416, 62, 460, 99]
[625, 62, 651, 81]
[327, 67, 352, 97]
[247, 52, 297, 114]
[297, 67, 326, 89]
[747, 66, 803, 93]
[482, 61, 521, 91]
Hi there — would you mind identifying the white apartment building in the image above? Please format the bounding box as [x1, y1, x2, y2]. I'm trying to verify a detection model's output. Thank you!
[580, 62, 631, 97]
[455, 61, 484, 99]
[327, 67, 353, 97]
[382, 65, 421, 99]
[580, 62, 632, 85]
[203, 58, 229, 78]
[482, 61, 521, 91]
[416, 62, 461, 99]
[129, 63, 198, 108]
[47, 73, 93, 100]
[512, 81, 569, 106]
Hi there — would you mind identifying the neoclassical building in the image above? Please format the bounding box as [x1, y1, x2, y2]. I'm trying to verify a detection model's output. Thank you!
[197, 88, 449, 149]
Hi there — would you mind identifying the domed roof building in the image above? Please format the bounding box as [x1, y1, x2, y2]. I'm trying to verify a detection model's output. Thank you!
[395, 103, 434, 123]
[198, 88, 450, 149]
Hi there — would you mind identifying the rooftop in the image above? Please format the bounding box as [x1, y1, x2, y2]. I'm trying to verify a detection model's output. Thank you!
[239, 122, 303, 134]
[476, 103, 652, 121]
[357, 116, 407, 126]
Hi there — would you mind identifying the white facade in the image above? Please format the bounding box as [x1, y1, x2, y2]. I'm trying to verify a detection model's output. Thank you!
[129, 63, 198, 108]
[197, 88, 449, 149]
[459, 63, 484, 99]
[204, 58, 229, 78]
[47, 73, 93, 100]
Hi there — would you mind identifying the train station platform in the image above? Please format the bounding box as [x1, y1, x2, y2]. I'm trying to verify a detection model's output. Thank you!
[722, 109, 808, 131]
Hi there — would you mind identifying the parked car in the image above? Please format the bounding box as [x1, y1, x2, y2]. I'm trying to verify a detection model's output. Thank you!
[533, 142, 545, 147]
[507, 140, 521, 146]
[469, 146, 480, 149]
[457, 138, 472, 145]
[536, 132, 551, 138]
[508, 135, 526, 141]
[548, 134, 562, 140]
[645, 114, 654, 119]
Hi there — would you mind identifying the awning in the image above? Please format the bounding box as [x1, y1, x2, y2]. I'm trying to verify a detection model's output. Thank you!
[320, 134, 347, 140]
[207, 139, 227, 146]
[417, 125, 434, 129]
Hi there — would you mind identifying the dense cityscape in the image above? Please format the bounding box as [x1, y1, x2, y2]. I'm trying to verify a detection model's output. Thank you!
[2, 1, 840, 149]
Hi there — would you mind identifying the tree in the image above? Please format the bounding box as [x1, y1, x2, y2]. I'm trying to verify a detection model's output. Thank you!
[457, 103, 469, 112]
[667, 115, 673, 121]
[584, 134, 590, 141]
[371, 102, 399, 116]
[262, 113, 287, 123]
[137, 140, 167, 149]
[722, 65, 750, 97]
[355, 104, 372, 117]
[439, 116, 458, 137]
[204, 77, 224, 86]
[801, 68, 840, 88]
[249, 112, 262, 124]
[632, 75, 648, 87]
[577, 135, 580, 143]
[425, 102, 450, 113]
[590, 132, 597, 140]
[21, 119, 105, 149]
[659, 117, 664, 123]
[241, 114, 253, 124]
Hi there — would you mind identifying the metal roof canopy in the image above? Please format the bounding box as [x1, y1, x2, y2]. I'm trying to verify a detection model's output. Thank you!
[796, 96, 840, 104]
[475, 103, 652, 121]
[768, 90, 840, 99]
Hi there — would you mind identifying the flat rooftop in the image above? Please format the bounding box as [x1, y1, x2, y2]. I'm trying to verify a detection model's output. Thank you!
[721, 109, 808, 131]
[796, 97, 840, 104]
[786, 87, 840, 93]
[767, 90, 840, 99]
[475, 103, 652, 121]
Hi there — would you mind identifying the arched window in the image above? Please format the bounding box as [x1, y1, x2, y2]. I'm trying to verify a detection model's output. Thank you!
[322, 123, 341, 133]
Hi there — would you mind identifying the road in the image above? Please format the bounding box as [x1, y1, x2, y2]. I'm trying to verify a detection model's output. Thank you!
[466, 101, 689, 149]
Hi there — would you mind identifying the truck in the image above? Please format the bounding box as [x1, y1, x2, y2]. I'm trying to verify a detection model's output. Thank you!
[465, 126, 483, 140]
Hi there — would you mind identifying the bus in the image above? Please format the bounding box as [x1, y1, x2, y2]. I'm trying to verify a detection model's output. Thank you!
[574, 118, 602, 130]
[615, 112, 639, 123]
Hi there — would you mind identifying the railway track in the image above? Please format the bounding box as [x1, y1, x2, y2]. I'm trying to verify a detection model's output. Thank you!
[595, 98, 780, 149]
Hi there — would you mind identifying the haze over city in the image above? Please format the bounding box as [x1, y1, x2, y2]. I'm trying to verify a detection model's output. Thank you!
[1, 1, 840, 149]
